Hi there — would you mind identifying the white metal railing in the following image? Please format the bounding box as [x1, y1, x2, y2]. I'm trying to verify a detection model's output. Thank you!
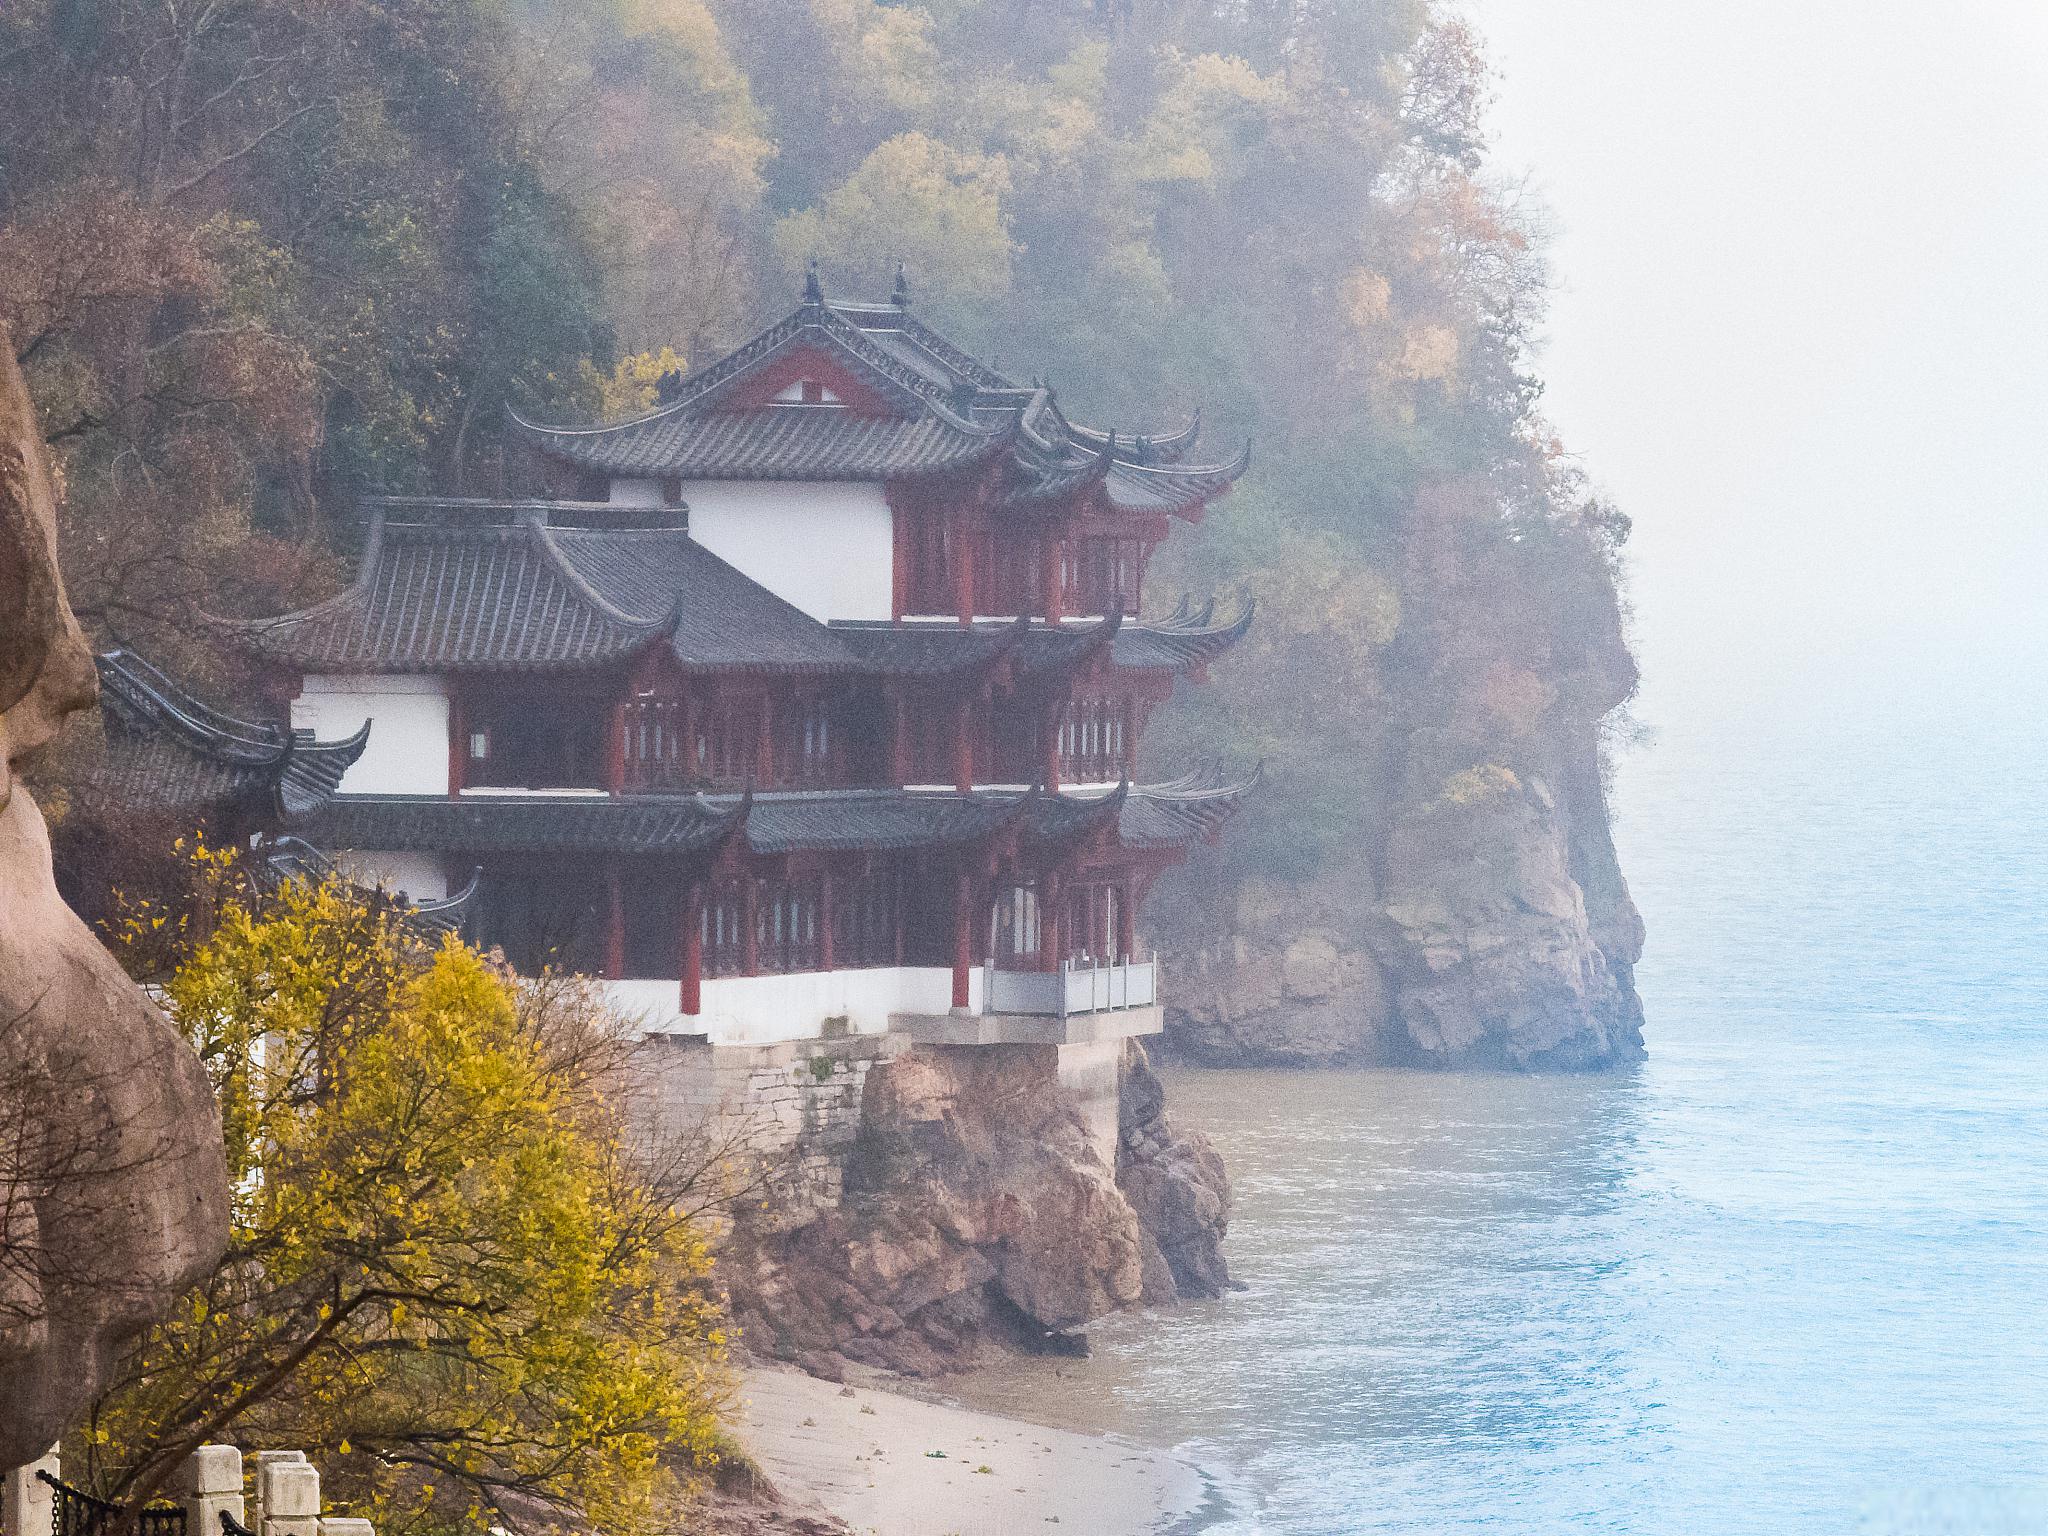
[980, 953, 1159, 1017]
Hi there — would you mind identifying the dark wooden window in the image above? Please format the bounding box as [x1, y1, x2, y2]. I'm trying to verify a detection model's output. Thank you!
[755, 876, 822, 973]
[467, 699, 606, 789]
[989, 883, 1041, 966]
[702, 880, 747, 978]
[903, 510, 955, 614]
[980, 532, 1042, 617]
[474, 862, 603, 974]
[776, 695, 835, 786]
[1065, 880, 1123, 963]
[693, 697, 753, 786]
[1057, 694, 1127, 783]
[831, 866, 899, 968]
[622, 875, 683, 979]
[623, 698, 688, 790]
[1067, 536, 1143, 616]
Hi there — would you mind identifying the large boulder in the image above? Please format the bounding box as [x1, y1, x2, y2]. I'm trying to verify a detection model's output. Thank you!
[726, 1043, 1145, 1376]
[0, 328, 230, 1464]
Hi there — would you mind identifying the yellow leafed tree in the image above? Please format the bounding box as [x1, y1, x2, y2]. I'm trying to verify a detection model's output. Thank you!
[82, 847, 729, 1536]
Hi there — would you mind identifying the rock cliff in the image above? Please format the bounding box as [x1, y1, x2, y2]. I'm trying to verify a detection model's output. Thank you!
[0, 328, 231, 1464]
[1155, 513, 1646, 1072]
[724, 1040, 1229, 1378]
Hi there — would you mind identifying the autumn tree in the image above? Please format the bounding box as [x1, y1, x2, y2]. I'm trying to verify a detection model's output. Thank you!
[81, 847, 729, 1536]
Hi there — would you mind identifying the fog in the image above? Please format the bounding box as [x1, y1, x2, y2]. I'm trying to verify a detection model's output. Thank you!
[1469, 0, 2048, 733]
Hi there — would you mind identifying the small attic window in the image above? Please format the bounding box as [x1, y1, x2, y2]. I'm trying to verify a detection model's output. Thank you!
[773, 379, 844, 407]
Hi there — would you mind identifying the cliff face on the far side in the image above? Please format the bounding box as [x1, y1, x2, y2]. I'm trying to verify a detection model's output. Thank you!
[1152, 492, 1646, 1074]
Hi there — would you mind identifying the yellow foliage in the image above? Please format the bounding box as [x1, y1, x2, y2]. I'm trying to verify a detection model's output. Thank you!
[95, 850, 727, 1535]
[1133, 51, 1286, 187]
[1440, 764, 1522, 807]
[1342, 269, 1394, 331]
[1395, 323, 1461, 383]
[773, 132, 1014, 304]
[581, 346, 690, 419]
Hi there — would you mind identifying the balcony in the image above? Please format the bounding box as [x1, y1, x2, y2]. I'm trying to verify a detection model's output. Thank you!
[897, 954, 1164, 1047]
[591, 955, 1165, 1049]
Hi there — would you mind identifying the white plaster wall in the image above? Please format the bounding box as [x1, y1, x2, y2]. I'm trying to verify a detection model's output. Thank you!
[598, 966, 966, 1043]
[332, 850, 448, 903]
[293, 675, 448, 795]
[609, 477, 666, 507]
[675, 479, 894, 622]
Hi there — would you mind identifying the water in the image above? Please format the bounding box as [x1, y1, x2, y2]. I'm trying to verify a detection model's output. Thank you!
[950, 689, 2048, 1532]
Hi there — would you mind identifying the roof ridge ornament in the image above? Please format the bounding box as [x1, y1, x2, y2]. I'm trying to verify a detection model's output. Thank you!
[892, 261, 911, 309]
[804, 258, 824, 306]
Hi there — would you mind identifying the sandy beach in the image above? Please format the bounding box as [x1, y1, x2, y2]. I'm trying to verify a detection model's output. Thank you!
[734, 1364, 1206, 1536]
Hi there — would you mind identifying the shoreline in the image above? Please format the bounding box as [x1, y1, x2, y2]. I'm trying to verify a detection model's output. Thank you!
[733, 1363, 1213, 1535]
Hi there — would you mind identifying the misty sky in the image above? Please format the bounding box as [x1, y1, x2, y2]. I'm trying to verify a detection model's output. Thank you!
[1466, 1, 2048, 732]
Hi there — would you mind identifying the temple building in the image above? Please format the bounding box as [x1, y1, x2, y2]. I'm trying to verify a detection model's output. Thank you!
[229, 275, 1254, 1126]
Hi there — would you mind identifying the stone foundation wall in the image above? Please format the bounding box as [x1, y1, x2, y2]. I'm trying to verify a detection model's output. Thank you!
[626, 1032, 907, 1229]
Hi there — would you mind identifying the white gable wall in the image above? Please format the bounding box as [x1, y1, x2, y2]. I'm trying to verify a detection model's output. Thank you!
[661, 478, 894, 622]
[292, 674, 449, 795]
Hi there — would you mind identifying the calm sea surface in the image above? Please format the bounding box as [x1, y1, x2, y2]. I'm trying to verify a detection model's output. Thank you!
[950, 688, 2048, 1532]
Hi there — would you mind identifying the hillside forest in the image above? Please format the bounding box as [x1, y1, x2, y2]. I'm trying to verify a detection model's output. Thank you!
[1, 0, 1645, 1069]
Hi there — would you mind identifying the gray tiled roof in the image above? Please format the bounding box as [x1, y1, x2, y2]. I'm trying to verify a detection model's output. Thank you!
[509, 294, 1247, 516]
[240, 503, 859, 675]
[303, 773, 1252, 860]
[828, 601, 1251, 683]
[91, 650, 367, 820]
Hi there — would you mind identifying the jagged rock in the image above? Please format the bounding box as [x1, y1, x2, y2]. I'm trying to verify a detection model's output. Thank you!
[725, 1043, 1145, 1377]
[1160, 857, 1401, 1066]
[1379, 757, 1644, 1070]
[0, 328, 231, 1464]
[1115, 1042, 1232, 1302]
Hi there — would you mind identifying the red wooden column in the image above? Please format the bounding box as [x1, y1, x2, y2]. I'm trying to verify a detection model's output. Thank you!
[1040, 531, 1064, 624]
[446, 689, 466, 798]
[951, 869, 974, 1009]
[1118, 871, 1138, 961]
[679, 877, 704, 1016]
[741, 873, 760, 976]
[755, 692, 774, 786]
[1041, 698, 1062, 792]
[892, 506, 910, 620]
[952, 691, 974, 792]
[1039, 869, 1063, 972]
[953, 509, 976, 626]
[606, 699, 627, 795]
[603, 860, 626, 980]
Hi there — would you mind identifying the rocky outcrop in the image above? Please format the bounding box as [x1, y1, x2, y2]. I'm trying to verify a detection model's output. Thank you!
[1116, 1041, 1232, 1302]
[723, 1038, 1234, 1377]
[1378, 749, 1644, 1070]
[0, 328, 232, 1464]
[1155, 512, 1646, 1072]
[726, 1043, 1146, 1377]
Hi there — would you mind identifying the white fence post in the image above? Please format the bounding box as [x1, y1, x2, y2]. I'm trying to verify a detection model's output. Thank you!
[255, 1453, 317, 1536]
[3, 1447, 59, 1536]
[180, 1445, 245, 1536]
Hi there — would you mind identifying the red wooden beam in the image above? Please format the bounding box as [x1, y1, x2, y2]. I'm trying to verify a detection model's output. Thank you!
[679, 878, 703, 1016]
[446, 688, 465, 799]
[951, 869, 974, 1010]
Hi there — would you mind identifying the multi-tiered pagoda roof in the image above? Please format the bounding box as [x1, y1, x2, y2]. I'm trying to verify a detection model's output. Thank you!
[507, 271, 1249, 519]
[243, 498, 1252, 687]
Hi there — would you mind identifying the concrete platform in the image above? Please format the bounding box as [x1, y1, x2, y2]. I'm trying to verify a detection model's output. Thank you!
[889, 1004, 1163, 1047]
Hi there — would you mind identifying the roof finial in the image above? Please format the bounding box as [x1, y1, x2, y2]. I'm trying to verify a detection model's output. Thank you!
[803, 258, 824, 306]
[892, 261, 911, 309]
